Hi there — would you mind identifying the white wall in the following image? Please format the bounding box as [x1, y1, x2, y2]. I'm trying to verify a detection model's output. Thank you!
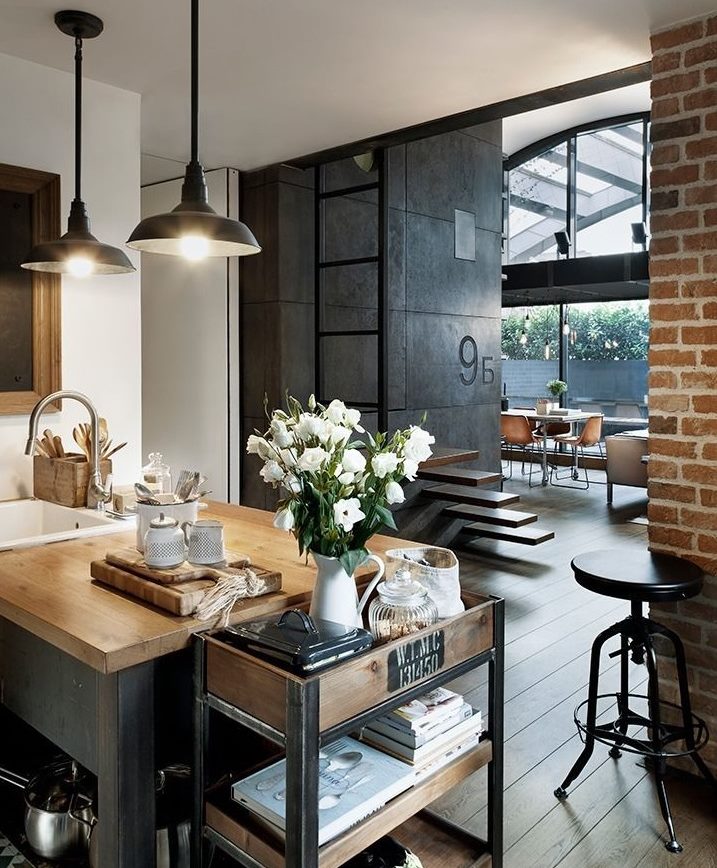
[0, 52, 141, 500]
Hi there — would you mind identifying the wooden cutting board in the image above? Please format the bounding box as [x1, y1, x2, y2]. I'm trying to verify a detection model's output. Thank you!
[105, 548, 252, 585]
[91, 560, 282, 616]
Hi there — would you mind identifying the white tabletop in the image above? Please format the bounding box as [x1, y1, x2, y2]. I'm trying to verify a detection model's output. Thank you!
[502, 409, 601, 423]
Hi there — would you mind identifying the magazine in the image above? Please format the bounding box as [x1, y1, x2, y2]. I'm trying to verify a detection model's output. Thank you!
[365, 701, 473, 749]
[231, 735, 416, 846]
[360, 709, 482, 765]
[384, 687, 464, 731]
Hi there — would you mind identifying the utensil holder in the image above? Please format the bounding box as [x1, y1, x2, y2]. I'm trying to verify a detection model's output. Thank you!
[33, 454, 112, 508]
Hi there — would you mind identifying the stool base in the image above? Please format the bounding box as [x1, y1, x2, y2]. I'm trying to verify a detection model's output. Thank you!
[554, 607, 716, 853]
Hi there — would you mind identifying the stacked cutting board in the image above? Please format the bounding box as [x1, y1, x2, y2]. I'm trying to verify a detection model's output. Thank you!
[91, 549, 282, 616]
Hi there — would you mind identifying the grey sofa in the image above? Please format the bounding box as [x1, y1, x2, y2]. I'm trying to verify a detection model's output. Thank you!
[605, 429, 648, 504]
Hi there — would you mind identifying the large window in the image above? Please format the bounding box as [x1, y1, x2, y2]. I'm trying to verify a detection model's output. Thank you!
[506, 116, 649, 264]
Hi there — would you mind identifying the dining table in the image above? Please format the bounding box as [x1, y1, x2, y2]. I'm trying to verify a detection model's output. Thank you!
[502, 409, 602, 486]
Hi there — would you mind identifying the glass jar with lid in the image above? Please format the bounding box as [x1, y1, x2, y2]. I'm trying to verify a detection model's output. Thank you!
[142, 452, 172, 494]
[367, 567, 438, 643]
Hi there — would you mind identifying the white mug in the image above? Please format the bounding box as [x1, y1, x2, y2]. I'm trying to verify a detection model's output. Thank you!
[182, 519, 225, 565]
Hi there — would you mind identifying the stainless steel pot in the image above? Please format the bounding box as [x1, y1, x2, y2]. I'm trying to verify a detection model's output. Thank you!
[0, 760, 94, 860]
[86, 764, 191, 868]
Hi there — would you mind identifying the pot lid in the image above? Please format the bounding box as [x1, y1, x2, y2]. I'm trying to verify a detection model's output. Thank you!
[149, 512, 178, 530]
[376, 567, 429, 606]
[25, 761, 91, 813]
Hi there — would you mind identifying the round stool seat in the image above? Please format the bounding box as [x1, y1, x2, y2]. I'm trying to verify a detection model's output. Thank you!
[571, 549, 703, 603]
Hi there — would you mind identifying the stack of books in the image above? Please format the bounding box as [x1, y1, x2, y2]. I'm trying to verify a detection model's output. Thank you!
[359, 687, 482, 777]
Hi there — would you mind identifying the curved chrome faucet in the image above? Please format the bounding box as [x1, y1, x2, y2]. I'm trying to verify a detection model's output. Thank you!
[25, 390, 112, 510]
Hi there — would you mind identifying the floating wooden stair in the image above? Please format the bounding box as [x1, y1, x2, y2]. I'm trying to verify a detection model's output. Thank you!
[442, 503, 538, 527]
[423, 484, 519, 508]
[460, 522, 555, 546]
[416, 467, 503, 487]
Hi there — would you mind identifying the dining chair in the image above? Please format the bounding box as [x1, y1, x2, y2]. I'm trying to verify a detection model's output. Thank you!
[501, 414, 543, 486]
[550, 415, 604, 489]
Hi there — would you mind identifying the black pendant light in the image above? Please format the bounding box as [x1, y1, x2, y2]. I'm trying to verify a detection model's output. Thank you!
[127, 0, 260, 260]
[22, 11, 134, 276]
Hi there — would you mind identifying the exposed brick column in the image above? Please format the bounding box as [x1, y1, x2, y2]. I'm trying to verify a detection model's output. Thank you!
[649, 14, 717, 773]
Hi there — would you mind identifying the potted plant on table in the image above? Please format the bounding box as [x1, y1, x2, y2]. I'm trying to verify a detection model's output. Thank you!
[247, 395, 434, 627]
[537, 379, 567, 414]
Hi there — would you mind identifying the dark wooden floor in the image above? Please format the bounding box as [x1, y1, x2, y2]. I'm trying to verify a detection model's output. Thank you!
[433, 471, 717, 868]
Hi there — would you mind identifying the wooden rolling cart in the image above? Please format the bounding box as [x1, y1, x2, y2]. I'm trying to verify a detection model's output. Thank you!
[192, 590, 504, 868]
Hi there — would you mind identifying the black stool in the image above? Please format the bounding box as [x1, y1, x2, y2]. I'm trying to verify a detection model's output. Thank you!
[554, 548, 716, 853]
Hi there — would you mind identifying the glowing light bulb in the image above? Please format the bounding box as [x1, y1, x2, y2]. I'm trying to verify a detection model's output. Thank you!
[544, 339, 550, 360]
[562, 321, 570, 335]
[519, 330, 528, 345]
[180, 235, 209, 261]
[67, 257, 93, 278]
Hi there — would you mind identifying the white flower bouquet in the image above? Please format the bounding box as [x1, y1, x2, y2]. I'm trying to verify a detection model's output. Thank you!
[247, 395, 434, 577]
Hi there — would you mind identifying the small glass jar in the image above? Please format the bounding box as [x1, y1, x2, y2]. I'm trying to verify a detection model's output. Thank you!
[368, 567, 439, 643]
[142, 452, 172, 494]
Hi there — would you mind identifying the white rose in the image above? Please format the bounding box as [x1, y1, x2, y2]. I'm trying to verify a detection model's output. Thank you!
[333, 497, 365, 532]
[342, 449, 366, 473]
[297, 446, 329, 472]
[326, 399, 347, 424]
[246, 434, 272, 460]
[330, 425, 352, 447]
[385, 480, 405, 504]
[404, 427, 435, 463]
[371, 451, 399, 479]
[345, 408, 364, 431]
[278, 447, 299, 469]
[307, 394, 317, 410]
[273, 507, 294, 531]
[402, 458, 419, 481]
[270, 418, 294, 448]
[260, 460, 284, 484]
[317, 419, 336, 444]
[338, 471, 355, 485]
[282, 473, 302, 494]
[295, 413, 325, 441]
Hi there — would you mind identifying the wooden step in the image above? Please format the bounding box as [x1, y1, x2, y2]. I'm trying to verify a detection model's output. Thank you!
[417, 467, 502, 486]
[460, 522, 555, 545]
[423, 484, 519, 508]
[442, 503, 538, 527]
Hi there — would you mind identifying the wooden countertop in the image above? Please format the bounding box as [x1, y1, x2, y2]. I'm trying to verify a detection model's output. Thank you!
[0, 502, 416, 675]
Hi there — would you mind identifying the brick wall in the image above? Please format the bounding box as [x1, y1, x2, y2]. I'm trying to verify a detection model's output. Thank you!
[648, 13, 717, 773]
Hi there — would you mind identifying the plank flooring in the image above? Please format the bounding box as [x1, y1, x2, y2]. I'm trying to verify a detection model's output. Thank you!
[441, 474, 717, 867]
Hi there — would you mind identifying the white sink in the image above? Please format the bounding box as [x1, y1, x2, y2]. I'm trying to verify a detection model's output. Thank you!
[0, 499, 131, 551]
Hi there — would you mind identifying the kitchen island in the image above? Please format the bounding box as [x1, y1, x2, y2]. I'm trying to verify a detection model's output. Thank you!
[0, 502, 414, 868]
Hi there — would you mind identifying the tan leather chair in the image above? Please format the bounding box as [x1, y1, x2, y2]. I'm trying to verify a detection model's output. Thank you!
[605, 432, 648, 504]
[550, 415, 604, 489]
[501, 414, 543, 486]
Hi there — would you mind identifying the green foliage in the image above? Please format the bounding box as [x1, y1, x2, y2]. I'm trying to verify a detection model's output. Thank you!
[546, 379, 567, 396]
[502, 302, 648, 361]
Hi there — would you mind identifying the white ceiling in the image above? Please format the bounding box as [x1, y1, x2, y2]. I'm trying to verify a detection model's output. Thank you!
[0, 0, 711, 177]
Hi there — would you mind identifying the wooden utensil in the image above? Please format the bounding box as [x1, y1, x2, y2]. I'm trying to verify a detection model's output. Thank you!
[53, 435, 65, 458]
[72, 426, 90, 460]
[42, 429, 56, 458]
[103, 441, 127, 460]
[34, 438, 50, 458]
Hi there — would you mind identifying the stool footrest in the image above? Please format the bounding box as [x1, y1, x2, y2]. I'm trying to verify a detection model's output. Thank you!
[574, 692, 710, 760]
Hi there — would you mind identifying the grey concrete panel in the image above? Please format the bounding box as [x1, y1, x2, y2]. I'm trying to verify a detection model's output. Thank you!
[406, 131, 502, 230]
[278, 181, 314, 303]
[388, 145, 406, 211]
[406, 312, 501, 409]
[323, 196, 377, 262]
[406, 213, 497, 317]
[461, 120, 503, 148]
[240, 184, 268, 303]
[323, 263, 377, 314]
[388, 208, 406, 311]
[279, 301, 315, 402]
[475, 228, 503, 319]
[323, 303, 376, 332]
[389, 308, 407, 411]
[323, 156, 378, 196]
[241, 302, 269, 417]
[389, 402, 501, 473]
[322, 333, 377, 405]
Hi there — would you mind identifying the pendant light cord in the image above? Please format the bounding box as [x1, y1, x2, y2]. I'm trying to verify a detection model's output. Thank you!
[190, 0, 199, 164]
[74, 34, 83, 201]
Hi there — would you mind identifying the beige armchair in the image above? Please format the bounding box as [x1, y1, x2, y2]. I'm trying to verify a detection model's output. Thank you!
[605, 430, 648, 504]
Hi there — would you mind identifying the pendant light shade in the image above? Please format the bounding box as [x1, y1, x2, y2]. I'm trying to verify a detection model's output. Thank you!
[22, 11, 134, 276]
[127, 0, 260, 259]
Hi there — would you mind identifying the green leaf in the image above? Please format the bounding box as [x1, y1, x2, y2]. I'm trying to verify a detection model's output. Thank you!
[339, 547, 369, 578]
[375, 504, 397, 531]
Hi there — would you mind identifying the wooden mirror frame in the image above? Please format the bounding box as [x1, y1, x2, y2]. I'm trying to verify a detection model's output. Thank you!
[0, 163, 61, 415]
